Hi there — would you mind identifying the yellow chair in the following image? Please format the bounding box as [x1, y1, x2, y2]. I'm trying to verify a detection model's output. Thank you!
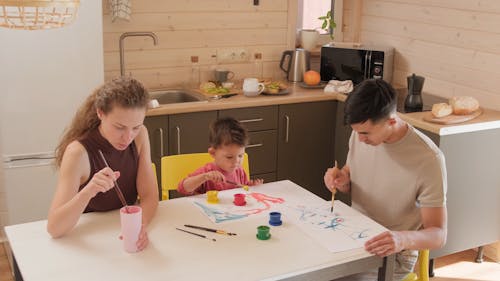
[402, 249, 429, 281]
[161, 152, 250, 200]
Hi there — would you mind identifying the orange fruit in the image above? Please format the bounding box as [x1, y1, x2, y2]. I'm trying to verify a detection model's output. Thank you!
[303, 70, 321, 86]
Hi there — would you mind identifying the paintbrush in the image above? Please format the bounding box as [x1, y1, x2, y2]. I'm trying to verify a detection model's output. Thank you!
[226, 180, 249, 191]
[331, 160, 338, 213]
[176, 227, 216, 242]
[184, 224, 237, 236]
[98, 150, 130, 213]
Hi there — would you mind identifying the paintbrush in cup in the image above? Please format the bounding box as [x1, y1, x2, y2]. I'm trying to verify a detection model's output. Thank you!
[331, 160, 338, 213]
[98, 150, 130, 213]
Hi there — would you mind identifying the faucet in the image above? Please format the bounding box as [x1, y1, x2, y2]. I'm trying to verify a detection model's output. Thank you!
[119, 32, 158, 76]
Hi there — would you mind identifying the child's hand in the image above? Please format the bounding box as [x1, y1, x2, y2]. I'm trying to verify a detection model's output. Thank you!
[247, 178, 263, 186]
[203, 171, 225, 183]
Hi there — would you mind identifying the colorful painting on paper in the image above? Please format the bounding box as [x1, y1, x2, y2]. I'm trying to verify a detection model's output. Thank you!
[285, 200, 387, 253]
[190, 188, 285, 224]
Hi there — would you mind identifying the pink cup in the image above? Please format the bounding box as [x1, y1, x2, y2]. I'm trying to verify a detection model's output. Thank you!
[120, 206, 142, 253]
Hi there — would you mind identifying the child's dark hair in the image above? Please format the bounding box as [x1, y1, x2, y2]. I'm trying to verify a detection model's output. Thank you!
[344, 79, 397, 125]
[209, 117, 248, 148]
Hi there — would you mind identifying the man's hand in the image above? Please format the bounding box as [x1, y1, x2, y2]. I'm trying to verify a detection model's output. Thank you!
[364, 230, 406, 257]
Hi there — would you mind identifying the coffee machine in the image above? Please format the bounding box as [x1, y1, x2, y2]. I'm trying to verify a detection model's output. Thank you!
[404, 73, 425, 112]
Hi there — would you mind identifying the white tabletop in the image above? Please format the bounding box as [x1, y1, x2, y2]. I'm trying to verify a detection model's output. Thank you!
[5, 180, 394, 281]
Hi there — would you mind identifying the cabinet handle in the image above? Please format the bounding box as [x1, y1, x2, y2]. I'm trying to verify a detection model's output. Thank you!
[175, 126, 181, 154]
[158, 128, 164, 157]
[246, 143, 263, 148]
[284, 115, 290, 143]
[239, 118, 263, 123]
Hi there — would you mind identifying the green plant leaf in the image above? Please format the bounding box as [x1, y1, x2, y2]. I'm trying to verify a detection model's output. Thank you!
[322, 21, 327, 29]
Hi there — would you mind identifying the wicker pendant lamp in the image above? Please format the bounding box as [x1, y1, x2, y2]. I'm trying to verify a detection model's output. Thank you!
[0, 0, 80, 30]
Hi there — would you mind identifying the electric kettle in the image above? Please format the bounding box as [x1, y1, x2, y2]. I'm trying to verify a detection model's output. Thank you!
[280, 48, 311, 82]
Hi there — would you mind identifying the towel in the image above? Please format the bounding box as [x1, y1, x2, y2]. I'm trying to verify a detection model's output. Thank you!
[324, 80, 353, 94]
[109, 0, 132, 22]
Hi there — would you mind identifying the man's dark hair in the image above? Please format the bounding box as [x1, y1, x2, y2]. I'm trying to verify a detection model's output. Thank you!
[344, 79, 397, 125]
[209, 117, 249, 148]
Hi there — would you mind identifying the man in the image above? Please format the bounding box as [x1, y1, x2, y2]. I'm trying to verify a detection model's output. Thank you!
[324, 79, 447, 280]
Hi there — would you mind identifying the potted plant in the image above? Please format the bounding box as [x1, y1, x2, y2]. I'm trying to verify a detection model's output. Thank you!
[318, 10, 336, 40]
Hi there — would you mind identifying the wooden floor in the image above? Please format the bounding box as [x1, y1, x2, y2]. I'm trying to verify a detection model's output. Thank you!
[0, 243, 498, 281]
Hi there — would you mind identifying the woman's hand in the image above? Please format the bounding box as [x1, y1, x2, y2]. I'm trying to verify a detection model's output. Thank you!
[82, 167, 120, 198]
[203, 171, 225, 183]
[136, 224, 149, 251]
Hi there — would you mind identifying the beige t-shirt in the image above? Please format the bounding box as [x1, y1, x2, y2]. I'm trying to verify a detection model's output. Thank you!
[347, 124, 447, 231]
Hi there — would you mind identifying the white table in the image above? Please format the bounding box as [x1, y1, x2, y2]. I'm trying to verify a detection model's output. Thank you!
[6, 180, 394, 281]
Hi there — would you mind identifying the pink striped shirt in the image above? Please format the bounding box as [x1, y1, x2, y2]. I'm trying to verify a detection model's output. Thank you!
[177, 162, 249, 195]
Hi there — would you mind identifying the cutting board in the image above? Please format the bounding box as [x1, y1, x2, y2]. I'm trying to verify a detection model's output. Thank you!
[423, 108, 482, 124]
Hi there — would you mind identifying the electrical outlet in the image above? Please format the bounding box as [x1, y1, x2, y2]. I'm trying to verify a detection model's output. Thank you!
[216, 48, 249, 63]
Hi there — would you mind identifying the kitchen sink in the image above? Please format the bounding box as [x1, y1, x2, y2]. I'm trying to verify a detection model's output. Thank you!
[149, 89, 207, 104]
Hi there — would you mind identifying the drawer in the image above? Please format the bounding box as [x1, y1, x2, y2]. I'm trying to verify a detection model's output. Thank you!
[246, 130, 277, 175]
[219, 106, 278, 131]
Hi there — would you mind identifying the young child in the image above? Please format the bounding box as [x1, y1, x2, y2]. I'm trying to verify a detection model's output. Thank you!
[177, 117, 263, 195]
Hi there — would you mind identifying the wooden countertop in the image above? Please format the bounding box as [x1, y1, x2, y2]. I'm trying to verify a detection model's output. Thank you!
[146, 84, 500, 136]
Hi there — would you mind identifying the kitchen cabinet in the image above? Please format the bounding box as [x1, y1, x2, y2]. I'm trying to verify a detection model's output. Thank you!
[144, 111, 217, 199]
[168, 111, 217, 155]
[419, 128, 500, 261]
[277, 101, 336, 200]
[333, 101, 352, 205]
[219, 106, 278, 182]
[143, 115, 168, 199]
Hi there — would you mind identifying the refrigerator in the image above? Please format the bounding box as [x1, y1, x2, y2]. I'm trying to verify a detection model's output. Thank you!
[0, 1, 104, 226]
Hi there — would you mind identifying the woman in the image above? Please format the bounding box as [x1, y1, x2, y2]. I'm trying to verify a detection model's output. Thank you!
[47, 77, 158, 251]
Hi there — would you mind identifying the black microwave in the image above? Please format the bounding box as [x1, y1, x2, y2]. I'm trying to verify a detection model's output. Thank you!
[320, 43, 394, 85]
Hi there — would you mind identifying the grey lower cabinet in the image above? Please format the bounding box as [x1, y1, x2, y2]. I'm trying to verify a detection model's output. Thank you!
[219, 106, 278, 182]
[168, 111, 217, 155]
[143, 115, 168, 199]
[333, 101, 352, 205]
[144, 111, 217, 199]
[420, 128, 500, 260]
[145, 101, 339, 201]
[277, 101, 336, 200]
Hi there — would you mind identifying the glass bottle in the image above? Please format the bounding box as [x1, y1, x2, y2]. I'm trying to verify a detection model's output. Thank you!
[189, 56, 200, 89]
[253, 52, 263, 79]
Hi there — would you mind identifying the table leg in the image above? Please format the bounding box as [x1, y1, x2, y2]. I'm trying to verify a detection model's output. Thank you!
[13, 254, 24, 281]
[377, 254, 395, 281]
[475, 246, 484, 263]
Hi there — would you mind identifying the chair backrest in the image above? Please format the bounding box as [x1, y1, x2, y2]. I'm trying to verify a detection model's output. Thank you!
[402, 249, 429, 281]
[160, 152, 250, 200]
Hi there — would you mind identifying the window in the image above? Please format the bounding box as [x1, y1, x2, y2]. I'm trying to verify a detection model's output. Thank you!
[297, 0, 334, 35]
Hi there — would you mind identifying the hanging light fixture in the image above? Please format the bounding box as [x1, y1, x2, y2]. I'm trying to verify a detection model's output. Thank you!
[0, 0, 80, 30]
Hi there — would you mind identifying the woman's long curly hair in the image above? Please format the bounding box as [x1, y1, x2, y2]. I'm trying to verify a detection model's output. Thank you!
[55, 77, 149, 167]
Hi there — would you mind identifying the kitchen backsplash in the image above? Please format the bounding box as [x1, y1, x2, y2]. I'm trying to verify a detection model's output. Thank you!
[102, 0, 290, 89]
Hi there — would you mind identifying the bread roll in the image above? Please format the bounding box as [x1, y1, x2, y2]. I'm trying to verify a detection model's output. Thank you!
[449, 96, 479, 115]
[431, 103, 453, 118]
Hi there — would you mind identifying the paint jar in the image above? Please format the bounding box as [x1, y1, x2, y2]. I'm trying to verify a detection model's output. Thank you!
[269, 211, 282, 226]
[233, 193, 246, 206]
[256, 225, 271, 240]
[206, 190, 219, 204]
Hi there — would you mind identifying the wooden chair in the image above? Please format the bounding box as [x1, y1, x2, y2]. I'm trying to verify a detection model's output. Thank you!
[402, 249, 430, 281]
[160, 152, 250, 200]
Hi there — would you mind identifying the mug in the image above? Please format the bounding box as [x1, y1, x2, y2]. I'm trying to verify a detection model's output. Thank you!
[214, 69, 235, 83]
[242, 78, 265, 97]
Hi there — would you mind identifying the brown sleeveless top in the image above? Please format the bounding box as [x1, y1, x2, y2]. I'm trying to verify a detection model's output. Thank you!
[78, 128, 139, 212]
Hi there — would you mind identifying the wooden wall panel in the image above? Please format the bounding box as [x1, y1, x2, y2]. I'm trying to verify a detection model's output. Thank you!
[103, 0, 290, 89]
[356, 0, 500, 110]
